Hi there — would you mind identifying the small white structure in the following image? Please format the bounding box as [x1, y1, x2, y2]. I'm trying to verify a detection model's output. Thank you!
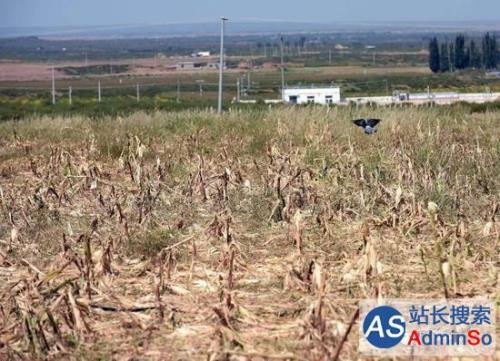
[347, 91, 500, 106]
[283, 86, 341, 105]
[197, 51, 211, 57]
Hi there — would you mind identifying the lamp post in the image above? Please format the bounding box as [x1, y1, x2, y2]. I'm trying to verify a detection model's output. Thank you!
[218, 17, 228, 114]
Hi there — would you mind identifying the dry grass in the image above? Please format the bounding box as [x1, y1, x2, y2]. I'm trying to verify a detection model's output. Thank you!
[0, 106, 498, 360]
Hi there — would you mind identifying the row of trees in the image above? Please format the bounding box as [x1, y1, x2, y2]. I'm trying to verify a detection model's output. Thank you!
[429, 33, 498, 73]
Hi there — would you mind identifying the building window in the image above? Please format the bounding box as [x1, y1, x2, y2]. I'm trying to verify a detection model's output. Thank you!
[289, 95, 298, 104]
[325, 95, 333, 104]
[307, 96, 315, 104]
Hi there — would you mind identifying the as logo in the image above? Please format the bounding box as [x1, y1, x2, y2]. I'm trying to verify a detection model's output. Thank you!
[363, 306, 406, 348]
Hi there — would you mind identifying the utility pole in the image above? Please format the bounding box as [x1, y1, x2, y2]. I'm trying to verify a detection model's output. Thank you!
[280, 35, 285, 101]
[218, 17, 228, 114]
[68, 86, 72, 105]
[196, 80, 205, 97]
[176, 79, 180, 103]
[329, 49, 332, 65]
[136, 83, 140, 102]
[236, 78, 240, 102]
[51, 67, 56, 105]
[98, 80, 101, 102]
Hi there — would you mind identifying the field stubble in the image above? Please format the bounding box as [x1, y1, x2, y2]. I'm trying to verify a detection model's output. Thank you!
[0, 106, 498, 360]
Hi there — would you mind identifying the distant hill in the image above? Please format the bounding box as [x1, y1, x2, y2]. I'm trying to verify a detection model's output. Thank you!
[1, 21, 500, 39]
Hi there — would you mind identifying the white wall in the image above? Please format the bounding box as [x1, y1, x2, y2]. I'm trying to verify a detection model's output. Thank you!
[346, 92, 500, 105]
[284, 88, 341, 104]
[346, 96, 393, 105]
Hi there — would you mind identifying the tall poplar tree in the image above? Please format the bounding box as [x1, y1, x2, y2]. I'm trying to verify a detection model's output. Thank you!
[439, 43, 450, 72]
[429, 37, 440, 73]
[454, 34, 466, 70]
[469, 40, 481, 69]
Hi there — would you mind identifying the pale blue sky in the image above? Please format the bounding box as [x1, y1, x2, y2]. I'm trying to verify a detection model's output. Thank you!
[1, 0, 499, 27]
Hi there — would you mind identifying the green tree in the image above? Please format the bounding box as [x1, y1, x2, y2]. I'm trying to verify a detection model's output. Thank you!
[482, 33, 490, 69]
[428, 37, 440, 73]
[491, 34, 498, 69]
[439, 42, 450, 72]
[481, 32, 498, 69]
[449, 43, 455, 71]
[464, 47, 471, 69]
[469, 40, 482, 69]
[454, 34, 466, 70]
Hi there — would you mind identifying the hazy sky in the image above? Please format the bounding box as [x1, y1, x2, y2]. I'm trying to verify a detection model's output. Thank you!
[1, 0, 500, 27]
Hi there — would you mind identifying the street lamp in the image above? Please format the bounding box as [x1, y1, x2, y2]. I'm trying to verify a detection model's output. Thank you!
[218, 17, 228, 114]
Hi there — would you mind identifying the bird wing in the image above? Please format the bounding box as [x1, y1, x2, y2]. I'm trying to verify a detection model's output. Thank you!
[366, 119, 381, 127]
[353, 119, 367, 127]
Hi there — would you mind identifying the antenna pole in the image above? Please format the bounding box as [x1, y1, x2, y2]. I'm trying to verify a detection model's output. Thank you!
[218, 17, 228, 114]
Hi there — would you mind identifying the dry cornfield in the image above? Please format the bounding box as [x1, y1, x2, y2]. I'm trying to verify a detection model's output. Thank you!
[0, 106, 498, 360]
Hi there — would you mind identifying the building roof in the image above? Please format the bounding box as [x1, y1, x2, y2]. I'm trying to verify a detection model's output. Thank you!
[285, 84, 339, 90]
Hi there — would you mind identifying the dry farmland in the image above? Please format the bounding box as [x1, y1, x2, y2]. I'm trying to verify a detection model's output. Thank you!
[0, 106, 499, 360]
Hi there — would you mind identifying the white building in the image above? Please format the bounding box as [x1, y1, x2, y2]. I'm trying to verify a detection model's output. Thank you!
[283, 86, 341, 105]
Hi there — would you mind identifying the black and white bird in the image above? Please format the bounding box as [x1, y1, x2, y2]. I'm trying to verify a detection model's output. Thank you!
[353, 118, 382, 135]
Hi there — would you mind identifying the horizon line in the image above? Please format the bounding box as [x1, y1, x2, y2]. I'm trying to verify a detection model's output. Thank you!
[2, 19, 500, 30]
